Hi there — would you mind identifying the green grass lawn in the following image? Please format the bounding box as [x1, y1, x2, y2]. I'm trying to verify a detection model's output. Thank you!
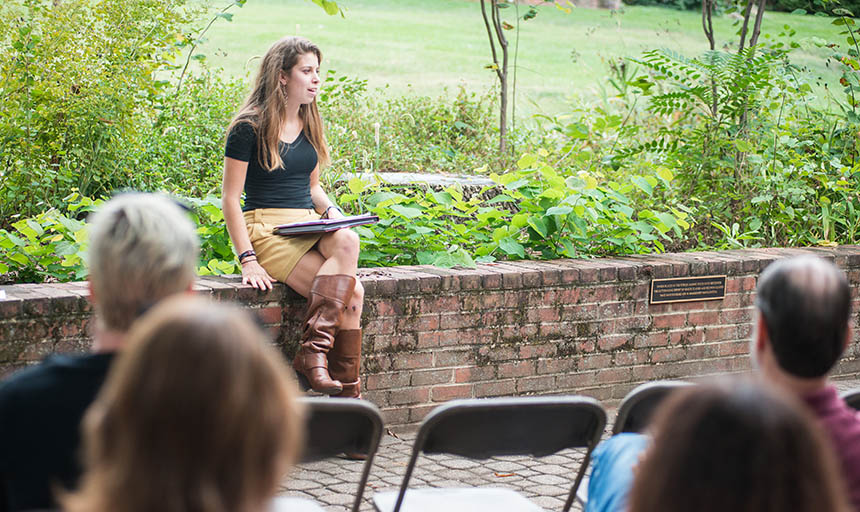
[198, 0, 846, 115]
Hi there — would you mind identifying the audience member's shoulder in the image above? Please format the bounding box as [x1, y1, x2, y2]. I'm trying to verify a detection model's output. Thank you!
[0, 353, 113, 400]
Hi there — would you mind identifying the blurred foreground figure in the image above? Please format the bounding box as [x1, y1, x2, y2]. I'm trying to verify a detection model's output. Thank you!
[63, 296, 305, 512]
[628, 380, 851, 512]
[0, 193, 199, 511]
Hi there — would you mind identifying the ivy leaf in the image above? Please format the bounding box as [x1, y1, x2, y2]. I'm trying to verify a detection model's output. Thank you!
[631, 176, 653, 196]
[390, 204, 423, 219]
[546, 206, 573, 216]
[215, 13, 234, 22]
[498, 237, 525, 258]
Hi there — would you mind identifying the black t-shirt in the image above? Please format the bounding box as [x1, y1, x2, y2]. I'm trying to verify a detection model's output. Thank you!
[0, 352, 114, 511]
[224, 121, 317, 211]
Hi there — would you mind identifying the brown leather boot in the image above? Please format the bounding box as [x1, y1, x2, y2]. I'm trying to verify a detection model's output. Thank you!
[329, 329, 363, 399]
[328, 328, 366, 460]
[293, 275, 356, 395]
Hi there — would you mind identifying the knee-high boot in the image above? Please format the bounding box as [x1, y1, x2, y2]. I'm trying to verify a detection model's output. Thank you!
[293, 274, 356, 395]
[328, 328, 363, 399]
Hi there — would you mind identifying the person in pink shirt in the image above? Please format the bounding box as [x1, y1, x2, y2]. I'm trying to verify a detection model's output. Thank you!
[752, 255, 860, 510]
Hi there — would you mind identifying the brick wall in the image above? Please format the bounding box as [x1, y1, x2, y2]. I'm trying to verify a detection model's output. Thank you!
[2, 246, 860, 428]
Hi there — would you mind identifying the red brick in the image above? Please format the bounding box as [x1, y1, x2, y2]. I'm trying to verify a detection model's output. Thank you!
[462, 292, 504, 311]
[411, 369, 454, 386]
[437, 329, 466, 347]
[527, 307, 560, 323]
[421, 295, 459, 314]
[478, 345, 519, 362]
[595, 367, 631, 384]
[580, 353, 612, 370]
[669, 328, 705, 345]
[719, 341, 751, 357]
[519, 323, 539, 339]
[519, 344, 554, 359]
[653, 313, 687, 329]
[391, 352, 434, 370]
[366, 372, 411, 390]
[417, 331, 441, 349]
[434, 349, 473, 367]
[380, 407, 410, 426]
[536, 357, 576, 375]
[254, 306, 283, 325]
[364, 317, 395, 335]
[440, 312, 480, 330]
[652, 347, 686, 363]
[598, 334, 629, 351]
[474, 379, 517, 397]
[431, 383, 474, 402]
[556, 370, 598, 389]
[454, 366, 496, 383]
[613, 350, 649, 366]
[613, 316, 651, 332]
[688, 311, 720, 326]
[498, 360, 536, 378]
[720, 308, 752, 324]
[389, 387, 430, 405]
[539, 322, 563, 337]
[704, 325, 738, 342]
[635, 332, 668, 348]
[517, 375, 556, 393]
[409, 404, 438, 423]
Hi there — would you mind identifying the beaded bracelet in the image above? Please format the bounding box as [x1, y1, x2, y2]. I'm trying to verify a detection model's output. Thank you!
[238, 249, 256, 263]
[324, 205, 342, 218]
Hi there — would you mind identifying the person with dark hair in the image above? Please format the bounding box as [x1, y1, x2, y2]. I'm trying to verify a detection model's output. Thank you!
[752, 255, 860, 508]
[627, 380, 851, 512]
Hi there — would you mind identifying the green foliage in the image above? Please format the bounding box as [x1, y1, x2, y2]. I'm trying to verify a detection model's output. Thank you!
[0, 0, 199, 221]
[323, 84, 505, 175]
[333, 154, 690, 268]
[0, 193, 99, 283]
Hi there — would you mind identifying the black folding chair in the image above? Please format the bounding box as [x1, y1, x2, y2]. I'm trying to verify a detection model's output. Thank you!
[840, 388, 860, 411]
[612, 380, 691, 434]
[295, 397, 384, 512]
[372, 396, 607, 512]
[576, 380, 690, 506]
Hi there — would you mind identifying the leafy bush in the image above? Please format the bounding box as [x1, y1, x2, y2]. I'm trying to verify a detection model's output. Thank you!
[0, 0, 200, 221]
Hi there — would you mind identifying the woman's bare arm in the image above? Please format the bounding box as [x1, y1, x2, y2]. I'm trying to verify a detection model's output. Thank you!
[222, 157, 275, 290]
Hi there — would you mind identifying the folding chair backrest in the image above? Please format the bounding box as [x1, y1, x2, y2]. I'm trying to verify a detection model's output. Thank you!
[298, 398, 384, 512]
[418, 396, 605, 458]
[841, 388, 860, 411]
[393, 396, 607, 512]
[612, 380, 691, 435]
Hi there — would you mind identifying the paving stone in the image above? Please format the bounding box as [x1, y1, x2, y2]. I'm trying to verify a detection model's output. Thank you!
[528, 473, 570, 486]
[436, 458, 482, 470]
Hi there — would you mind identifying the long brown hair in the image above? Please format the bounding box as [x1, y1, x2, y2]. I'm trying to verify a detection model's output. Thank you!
[228, 36, 330, 171]
[628, 379, 851, 512]
[63, 296, 304, 512]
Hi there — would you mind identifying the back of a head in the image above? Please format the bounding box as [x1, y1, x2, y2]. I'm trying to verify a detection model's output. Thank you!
[755, 256, 852, 378]
[87, 193, 199, 333]
[628, 379, 850, 512]
[64, 297, 304, 512]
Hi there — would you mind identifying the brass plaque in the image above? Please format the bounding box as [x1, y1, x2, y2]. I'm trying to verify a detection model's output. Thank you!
[650, 275, 726, 304]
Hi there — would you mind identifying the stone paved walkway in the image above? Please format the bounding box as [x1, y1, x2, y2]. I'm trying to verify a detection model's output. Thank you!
[279, 377, 860, 511]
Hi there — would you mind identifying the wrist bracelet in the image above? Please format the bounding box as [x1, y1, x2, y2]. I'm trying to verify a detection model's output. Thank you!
[238, 249, 256, 263]
[241, 257, 257, 265]
[324, 205, 342, 218]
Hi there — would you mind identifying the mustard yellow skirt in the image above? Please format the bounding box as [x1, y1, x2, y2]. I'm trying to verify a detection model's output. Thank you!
[244, 208, 323, 283]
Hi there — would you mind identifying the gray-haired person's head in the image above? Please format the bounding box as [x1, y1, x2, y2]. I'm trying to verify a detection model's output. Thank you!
[87, 193, 199, 332]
